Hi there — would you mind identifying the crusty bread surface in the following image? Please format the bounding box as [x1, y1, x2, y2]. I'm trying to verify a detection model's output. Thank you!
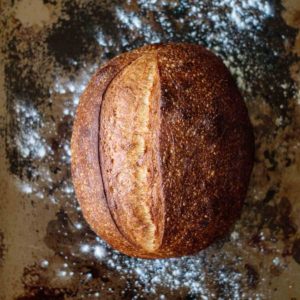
[71, 43, 254, 258]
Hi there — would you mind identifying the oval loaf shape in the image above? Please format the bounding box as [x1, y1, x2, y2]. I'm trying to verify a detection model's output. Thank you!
[71, 43, 254, 258]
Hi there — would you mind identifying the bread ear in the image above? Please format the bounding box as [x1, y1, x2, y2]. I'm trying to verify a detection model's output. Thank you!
[71, 46, 164, 258]
[100, 51, 164, 252]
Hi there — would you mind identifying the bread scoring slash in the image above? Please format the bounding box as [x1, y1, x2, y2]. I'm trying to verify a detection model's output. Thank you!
[71, 43, 254, 258]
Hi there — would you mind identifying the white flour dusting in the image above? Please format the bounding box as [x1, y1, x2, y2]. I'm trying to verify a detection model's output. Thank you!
[116, 7, 142, 30]
[15, 101, 47, 159]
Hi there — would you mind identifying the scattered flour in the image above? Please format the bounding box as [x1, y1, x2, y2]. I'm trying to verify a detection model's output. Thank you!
[80, 244, 91, 254]
[40, 259, 49, 268]
[116, 7, 142, 30]
[19, 182, 33, 194]
[93, 245, 106, 260]
[15, 101, 47, 159]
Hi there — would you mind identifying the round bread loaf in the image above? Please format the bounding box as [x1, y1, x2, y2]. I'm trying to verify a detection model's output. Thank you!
[71, 43, 254, 258]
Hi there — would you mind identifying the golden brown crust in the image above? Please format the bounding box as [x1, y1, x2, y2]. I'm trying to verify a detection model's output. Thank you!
[71, 45, 163, 258]
[71, 43, 254, 258]
[100, 51, 164, 252]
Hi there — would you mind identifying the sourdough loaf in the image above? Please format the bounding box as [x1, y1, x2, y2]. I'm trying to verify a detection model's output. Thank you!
[71, 43, 254, 258]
